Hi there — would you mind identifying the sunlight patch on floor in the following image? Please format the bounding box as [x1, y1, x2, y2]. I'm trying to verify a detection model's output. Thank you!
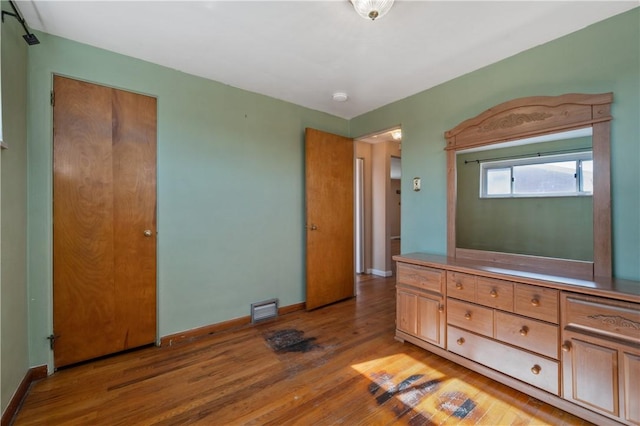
[349, 351, 561, 424]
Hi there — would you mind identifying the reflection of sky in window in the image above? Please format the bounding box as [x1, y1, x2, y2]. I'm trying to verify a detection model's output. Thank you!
[513, 161, 576, 193]
[582, 160, 593, 192]
[486, 168, 511, 195]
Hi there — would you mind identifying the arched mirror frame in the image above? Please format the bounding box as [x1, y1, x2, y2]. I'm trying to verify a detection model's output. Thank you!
[444, 93, 613, 278]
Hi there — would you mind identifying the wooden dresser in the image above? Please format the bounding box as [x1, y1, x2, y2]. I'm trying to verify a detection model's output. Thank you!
[394, 253, 640, 426]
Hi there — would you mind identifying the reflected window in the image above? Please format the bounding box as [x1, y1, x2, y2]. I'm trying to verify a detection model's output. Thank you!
[486, 168, 511, 195]
[481, 152, 593, 198]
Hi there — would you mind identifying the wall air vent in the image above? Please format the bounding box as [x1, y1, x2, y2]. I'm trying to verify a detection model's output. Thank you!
[251, 298, 279, 323]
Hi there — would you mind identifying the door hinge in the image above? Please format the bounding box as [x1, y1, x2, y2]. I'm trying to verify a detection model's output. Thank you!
[47, 334, 59, 350]
[50, 90, 55, 106]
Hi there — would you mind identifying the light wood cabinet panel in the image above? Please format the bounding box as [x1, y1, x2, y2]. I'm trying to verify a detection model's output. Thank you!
[397, 263, 444, 294]
[562, 334, 619, 416]
[396, 280, 445, 348]
[447, 298, 493, 338]
[448, 326, 559, 395]
[623, 352, 640, 425]
[495, 311, 559, 359]
[561, 293, 640, 425]
[563, 293, 640, 342]
[396, 263, 446, 349]
[397, 289, 418, 336]
[515, 283, 559, 324]
[447, 271, 476, 302]
[417, 294, 445, 347]
[477, 277, 514, 311]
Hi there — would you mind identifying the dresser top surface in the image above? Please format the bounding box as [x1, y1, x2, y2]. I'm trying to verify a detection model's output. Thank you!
[394, 253, 640, 302]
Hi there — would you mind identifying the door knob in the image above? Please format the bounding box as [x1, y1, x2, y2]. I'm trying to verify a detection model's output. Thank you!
[310, 224, 318, 231]
[143, 230, 153, 237]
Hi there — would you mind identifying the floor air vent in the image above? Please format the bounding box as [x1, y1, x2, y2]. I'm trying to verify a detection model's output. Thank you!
[251, 298, 279, 323]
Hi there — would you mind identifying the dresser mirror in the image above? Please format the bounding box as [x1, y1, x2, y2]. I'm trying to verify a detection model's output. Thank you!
[456, 128, 593, 261]
[444, 93, 613, 278]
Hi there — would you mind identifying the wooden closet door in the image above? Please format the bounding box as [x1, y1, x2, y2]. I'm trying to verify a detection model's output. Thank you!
[53, 76, 157, 368]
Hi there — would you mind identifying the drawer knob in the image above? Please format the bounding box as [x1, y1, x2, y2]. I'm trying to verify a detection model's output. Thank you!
[489, 289, 498, 298]
[457, 338, 465, 345]
[530, 298, 540, 307]
[531, 365, 541, 375]
[455, 283, 463, 290]
[561, 342, 572, 352]
[464, 312, 472, 320]
[438, 304, 444, 313]
[519, 326, 528, 336]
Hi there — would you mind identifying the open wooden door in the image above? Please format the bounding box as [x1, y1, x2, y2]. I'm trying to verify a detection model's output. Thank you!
[53, 76, 157, 367]
[305, 128, 354, 310]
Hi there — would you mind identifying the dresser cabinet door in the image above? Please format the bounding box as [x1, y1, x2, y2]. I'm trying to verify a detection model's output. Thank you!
[416, 294, 445, 348]
[397, 287, 444, 348]
[397, 289, 418, 336]
[562, 332, 640, 426]
[562, 332, 619, 417]
[561, 292, 640, 425]
[623, 352, 640, 425]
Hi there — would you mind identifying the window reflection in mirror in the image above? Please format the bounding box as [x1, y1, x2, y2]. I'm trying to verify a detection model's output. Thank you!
[456, 128, 593, 261]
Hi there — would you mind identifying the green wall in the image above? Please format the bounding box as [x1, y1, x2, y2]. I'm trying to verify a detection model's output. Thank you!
[0, 3, 29, 414]
[27, 33, 348, 369]
[456, 137, 593, 260]
[351, 8, 640, 281]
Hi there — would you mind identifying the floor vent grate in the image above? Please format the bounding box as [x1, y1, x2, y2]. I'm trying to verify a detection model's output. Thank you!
[251, 298, 279, 323]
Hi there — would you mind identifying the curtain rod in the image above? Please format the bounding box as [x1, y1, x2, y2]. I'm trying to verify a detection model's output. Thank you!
[463, 147, 591, 165]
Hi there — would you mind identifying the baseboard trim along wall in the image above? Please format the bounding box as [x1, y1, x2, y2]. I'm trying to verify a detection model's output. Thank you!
[368, 269, 393, 277]
[160, 302, 306, 347]
[1, 365, 48, 426]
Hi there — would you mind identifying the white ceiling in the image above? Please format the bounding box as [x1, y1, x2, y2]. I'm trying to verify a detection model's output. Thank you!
[16, 1, 638, 119]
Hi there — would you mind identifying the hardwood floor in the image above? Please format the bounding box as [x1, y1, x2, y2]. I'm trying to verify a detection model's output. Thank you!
[14, 275, 593, 425]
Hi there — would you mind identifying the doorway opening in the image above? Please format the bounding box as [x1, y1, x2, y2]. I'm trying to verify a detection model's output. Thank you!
[354, 126, 402, 277]
[390, 156, 401, 270]
[356, 158, 365, 274]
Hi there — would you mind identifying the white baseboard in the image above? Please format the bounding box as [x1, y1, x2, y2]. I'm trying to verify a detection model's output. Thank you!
[368, 268, 393, 277]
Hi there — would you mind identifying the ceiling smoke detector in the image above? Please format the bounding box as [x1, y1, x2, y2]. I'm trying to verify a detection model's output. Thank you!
[333, 92, 348, 102]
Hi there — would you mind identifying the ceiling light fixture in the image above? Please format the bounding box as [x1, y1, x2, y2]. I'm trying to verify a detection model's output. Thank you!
[350, 0, 395, 21]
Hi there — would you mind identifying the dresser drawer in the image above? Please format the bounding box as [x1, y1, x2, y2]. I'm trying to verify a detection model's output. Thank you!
[562, 293, 640, 344]
[448, 298, 493, 337]
[495, 311, 559, 359]
[515, 284, 559, 324]
[397, 263, 444, 294]
[477, 277, 514, 311]
[448, 326, 559, 395]
[447, 271, 476, 302]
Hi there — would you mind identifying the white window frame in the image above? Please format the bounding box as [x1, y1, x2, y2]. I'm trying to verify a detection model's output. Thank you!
[480, 151, 593, 198]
